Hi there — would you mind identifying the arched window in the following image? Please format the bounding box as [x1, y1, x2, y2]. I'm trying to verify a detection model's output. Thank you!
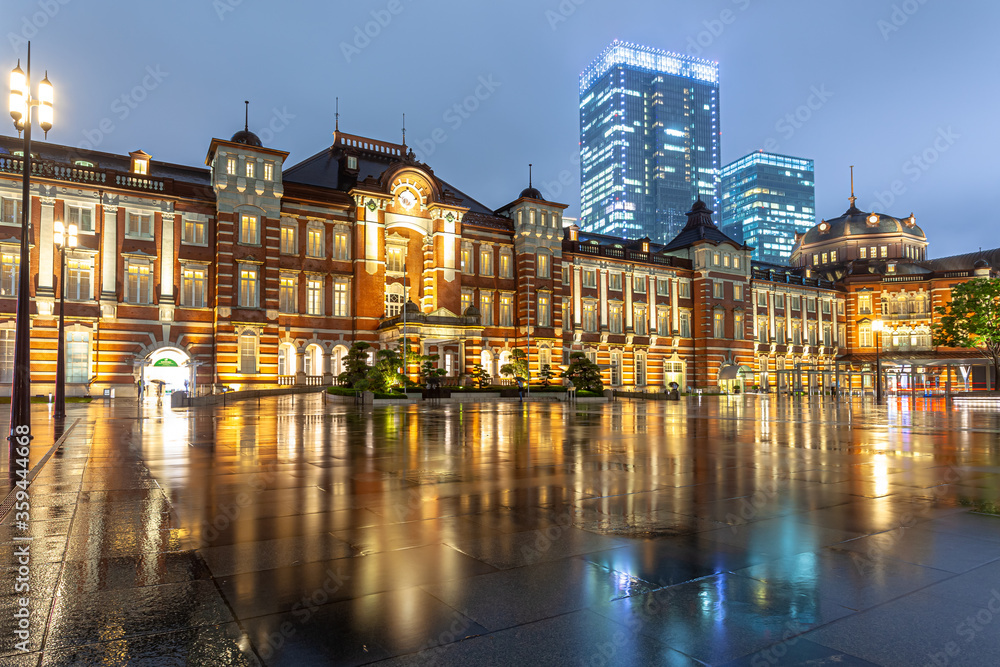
[480, 350, 493, 377]
[332, 345, 348, 378]
[305, 344, 323, 376]
[277, 343, 295, 377]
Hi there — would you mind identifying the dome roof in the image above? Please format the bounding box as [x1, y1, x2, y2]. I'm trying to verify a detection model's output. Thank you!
[463, 305, 481, 318]
[230, 129, 262, 147]
[798, 206, 925, 247]
[519, 186, 544, 201]
[974, 258, 990, 269]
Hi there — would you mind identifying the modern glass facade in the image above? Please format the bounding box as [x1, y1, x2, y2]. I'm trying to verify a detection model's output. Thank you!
[721, 151, 815, 266]
[579, 41, 720, 244]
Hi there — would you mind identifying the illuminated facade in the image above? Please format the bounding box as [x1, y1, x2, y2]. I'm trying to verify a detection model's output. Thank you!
[579, 41, 721, 244]
[721, 151, 815, 265]
[0, 125, 994, 398]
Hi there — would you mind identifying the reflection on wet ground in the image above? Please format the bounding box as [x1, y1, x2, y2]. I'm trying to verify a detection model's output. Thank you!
[2, 394, 1000, 666]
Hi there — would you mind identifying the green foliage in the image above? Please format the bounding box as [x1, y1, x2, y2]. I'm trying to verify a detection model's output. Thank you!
[561, 352, 604, 392]
[933, 278, 1000, 385]
[470, 363, 492, 389]
[420, 354, 447, 387]
[538, 363, 555, 388]
[339, 342, 372, 388]
[499, 348, 529, 381]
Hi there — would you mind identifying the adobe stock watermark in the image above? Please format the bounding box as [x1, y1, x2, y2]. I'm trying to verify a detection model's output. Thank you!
[923, 589, 1000, 667]
[685, 0, 754, 56]
[761, 84, 834, 153]
[411, 75, 502, 163]
[76, 65, 170, 153]
[866, 126, 959, 213]
[7, 0, 72, 53]
[340, 0, 411, 63]
[544, 0, 590, 31]
[878, 0, 932, 41]
[212, 0, 243, 21]
[538, 149, 580, 203]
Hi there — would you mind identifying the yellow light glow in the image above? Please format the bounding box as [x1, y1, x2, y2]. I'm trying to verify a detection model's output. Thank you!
[38, 73, 53, 133]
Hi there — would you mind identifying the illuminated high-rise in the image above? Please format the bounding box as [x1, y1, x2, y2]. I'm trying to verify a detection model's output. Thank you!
[579, 41, 720, 243]
[721, 151, 815, 265]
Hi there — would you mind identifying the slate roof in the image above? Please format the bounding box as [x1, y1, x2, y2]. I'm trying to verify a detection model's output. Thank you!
[662, 199, 745, 251]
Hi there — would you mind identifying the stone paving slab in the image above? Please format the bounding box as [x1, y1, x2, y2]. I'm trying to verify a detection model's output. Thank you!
[0, 395, 998, 665]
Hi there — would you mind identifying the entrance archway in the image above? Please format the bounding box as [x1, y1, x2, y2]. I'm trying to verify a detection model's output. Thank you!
[143, 347, 191, 397]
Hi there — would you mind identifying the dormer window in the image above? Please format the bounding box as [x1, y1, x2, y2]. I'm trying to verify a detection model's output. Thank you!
[347, 156, 358, 170]
[129, 150, 151, 175]
[74, 160, 95, 168]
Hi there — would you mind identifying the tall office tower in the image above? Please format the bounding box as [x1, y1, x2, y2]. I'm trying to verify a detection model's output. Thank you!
[579, 41, 720, 243]
[721, 151, 815, 266]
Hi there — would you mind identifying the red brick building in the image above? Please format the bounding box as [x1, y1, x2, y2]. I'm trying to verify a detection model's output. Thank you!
[0, 127, 994, 397]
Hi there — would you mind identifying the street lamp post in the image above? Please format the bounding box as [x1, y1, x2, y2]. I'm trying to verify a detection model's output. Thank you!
[53, 220, 77, 419]
[7, 42, 54, 471]
[872, 319, 884, 402]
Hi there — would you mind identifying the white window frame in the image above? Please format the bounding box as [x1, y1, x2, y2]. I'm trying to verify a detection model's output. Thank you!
[306, 276, 324, 316]
[124, 259, 153, 305]
[306, 222, 325, 258]
[279, 274, 297, 314]
[281, 221, 297, 255]
[240, 213, 260, 245]
[182, 217, 207, 246]
[238, 265, 259, 308]
[180, 265, 207, 308]
[126, 211, 153, 239]
[333, 279, 349, 317]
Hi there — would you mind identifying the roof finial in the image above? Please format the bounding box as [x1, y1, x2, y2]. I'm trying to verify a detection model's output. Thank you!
[335, 97, 339, 132]
[401, 113, 406, 148]
[244, 101, 249, 132]
[529, 163, 533, 188]
[849, 165, 857, 208]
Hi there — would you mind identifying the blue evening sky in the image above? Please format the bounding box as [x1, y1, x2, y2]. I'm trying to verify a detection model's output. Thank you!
[5, 0, 997, 257]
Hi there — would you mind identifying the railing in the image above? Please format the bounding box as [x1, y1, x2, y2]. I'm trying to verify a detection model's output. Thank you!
[463, 212, 515, 231]
[562, 240, 693, 269]
[278, 375, 296, 386]
[304, 375, 325, 386]
[0, 156, 174, 194]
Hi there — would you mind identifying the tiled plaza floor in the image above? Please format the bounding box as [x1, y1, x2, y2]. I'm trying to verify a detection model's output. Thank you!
[1, 394, 999, 665]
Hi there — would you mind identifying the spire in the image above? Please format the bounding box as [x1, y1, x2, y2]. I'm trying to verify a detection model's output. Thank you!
[335, 97, 339, 132]
[401, 113, 406, 148]
[244, 101, 249, 132]
[848, 165, 859, 211]
[528, 163, 533, 189]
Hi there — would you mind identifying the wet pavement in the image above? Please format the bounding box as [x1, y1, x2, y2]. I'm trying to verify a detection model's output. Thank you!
[1, 394, 999, 666]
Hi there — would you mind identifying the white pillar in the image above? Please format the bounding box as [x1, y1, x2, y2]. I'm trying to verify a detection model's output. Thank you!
[38, 197, 55, 295]
[101, 206, 118, 299]
[160, 213, 175, 301]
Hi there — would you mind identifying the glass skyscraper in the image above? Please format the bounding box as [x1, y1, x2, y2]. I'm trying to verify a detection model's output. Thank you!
[721, 151, 815, 266]
[579, 41, 720, 244]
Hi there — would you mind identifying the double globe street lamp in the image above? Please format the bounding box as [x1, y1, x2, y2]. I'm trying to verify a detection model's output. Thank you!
[8, 42, 54, 468]
[53, 220, 77, 419]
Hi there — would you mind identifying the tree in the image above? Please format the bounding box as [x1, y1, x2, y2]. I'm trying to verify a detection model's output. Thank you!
[561, 352, 604, 392]
[539, 363, 555, 388]
[420, 354, 446, 387]
[499, 348, 528, 382]
[470, 363, 492, 389]
[339, 342, 372, 388]
[933, 277, 1000, 388]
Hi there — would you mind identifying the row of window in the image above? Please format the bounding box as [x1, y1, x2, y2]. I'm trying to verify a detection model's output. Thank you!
[757, 322, 833, 346]
[225, 156, 275, 181]
[756, 291, 830, 313]
[578, 269, 693, 298]
[0, 329, 88, 382]
[459, 290, 553, 327]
